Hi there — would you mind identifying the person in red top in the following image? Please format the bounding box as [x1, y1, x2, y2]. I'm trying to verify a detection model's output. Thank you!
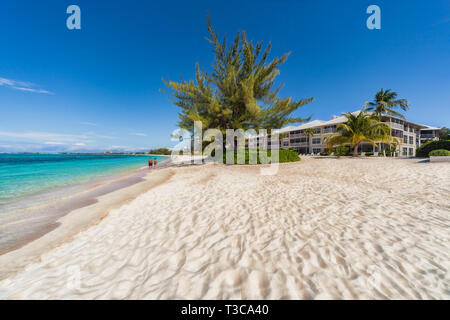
[148, 158, 153, 169]
[154, 159, 158, 168]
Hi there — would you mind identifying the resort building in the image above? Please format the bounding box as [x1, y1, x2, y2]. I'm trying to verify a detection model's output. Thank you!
[419, 125, 441, 144]
[250, 111, 441, 157]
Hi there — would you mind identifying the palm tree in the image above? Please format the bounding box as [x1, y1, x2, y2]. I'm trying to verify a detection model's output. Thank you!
[325, 110, 399, 157]
[304, 128, 315, 154]
[365, 89, 409, 118]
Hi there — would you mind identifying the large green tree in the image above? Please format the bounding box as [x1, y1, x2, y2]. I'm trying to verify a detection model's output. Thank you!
[439, 127, 450, 140]
[365, 89, 409, 118]
[163, 18, 313, 135]
[325, 110, 399, 157]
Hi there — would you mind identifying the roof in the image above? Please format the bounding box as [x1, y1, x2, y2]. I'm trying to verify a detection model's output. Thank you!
[250, 110, 438, 137]
[276, 110, 362, 132]
[297, 120, 327, 129]
[318, 110, 363, 126]
[419, 125, 441, 131]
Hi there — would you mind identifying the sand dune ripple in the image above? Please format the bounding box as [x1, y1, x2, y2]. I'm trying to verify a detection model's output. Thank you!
[0, 158, 449, 299]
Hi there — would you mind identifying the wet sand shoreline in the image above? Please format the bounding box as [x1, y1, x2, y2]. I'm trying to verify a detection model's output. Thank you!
[0, 159, 173, 279]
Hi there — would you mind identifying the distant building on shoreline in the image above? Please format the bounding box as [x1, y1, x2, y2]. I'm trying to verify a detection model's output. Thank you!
[249, 111, 441, 157]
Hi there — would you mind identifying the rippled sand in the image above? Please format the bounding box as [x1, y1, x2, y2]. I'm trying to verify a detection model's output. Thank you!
[0, 158, 449, 299]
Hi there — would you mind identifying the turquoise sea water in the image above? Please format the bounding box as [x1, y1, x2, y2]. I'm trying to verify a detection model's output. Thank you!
[0, 154, 168, 205]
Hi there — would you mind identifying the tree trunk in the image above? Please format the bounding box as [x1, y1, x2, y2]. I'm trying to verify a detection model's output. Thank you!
[308, 135, 311, 154]
[353, 144, 359, 157]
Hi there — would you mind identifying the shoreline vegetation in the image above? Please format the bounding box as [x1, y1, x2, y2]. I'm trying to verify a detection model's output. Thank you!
[148, 148, 172, 155]
[220, 149, 300, 164]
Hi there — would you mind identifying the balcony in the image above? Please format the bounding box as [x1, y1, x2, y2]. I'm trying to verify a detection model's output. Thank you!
[289, 142, 308, 147]
[289, 133, 306, 139]
[421, 134, 437, 139]
[388, 122, 404, 131]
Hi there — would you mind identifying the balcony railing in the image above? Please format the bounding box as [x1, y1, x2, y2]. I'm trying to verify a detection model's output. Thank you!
[388, 122, 404, 130]
[289, 142, 308, 147]
[289, 133, 306, 138]
[420, 134, 436, 138]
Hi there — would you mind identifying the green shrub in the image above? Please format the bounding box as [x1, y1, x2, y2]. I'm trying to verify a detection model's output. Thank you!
[429, 149, 450, 156]
[222, 149, 300, 164]
[322, 149, 333, 156]
[148, 148, 172, 155]
[279, 149, 301, 162]
[417, 140, 450, 157]
[385, 148, 394, 157]
[335, 145, 350, 156]
[365, 152, 374, 156]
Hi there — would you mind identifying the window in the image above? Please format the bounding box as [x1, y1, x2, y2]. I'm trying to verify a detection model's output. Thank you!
[409, 148, 414, 156]
[323, 125, 336, 133]
[314, 128, 321, 134]
[409, 136, 413, 145]
[290, 138, 307, 144]
[313, 148, 321, 154]
[312, 138, 321, 144]
[402, 148, 408, 156]
[283, 141, 289, 147]
[404, 136, 408, 144]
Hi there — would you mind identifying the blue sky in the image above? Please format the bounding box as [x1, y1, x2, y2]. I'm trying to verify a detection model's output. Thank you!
[0, 0, 449, 152]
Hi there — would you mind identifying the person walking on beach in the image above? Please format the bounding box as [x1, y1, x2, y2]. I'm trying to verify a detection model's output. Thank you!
[154, 159, 158, 168]
[148, 157, 153, 169]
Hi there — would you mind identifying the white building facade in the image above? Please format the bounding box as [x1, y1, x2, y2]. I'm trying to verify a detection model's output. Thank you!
[256, 111, 441, 157]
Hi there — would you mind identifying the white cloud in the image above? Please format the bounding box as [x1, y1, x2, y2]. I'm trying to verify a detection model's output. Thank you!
[12, 87, 52, 94]
[80, 122, 97, 126]
[0, 77, 52, 94]
[44, 141, 65, 145]
[0, 78, 15, 86]
[132, 132, 148, 136]
[0, 139, 150, 153]
[0, 131, 89, 142]
[83, 132, 115, 139]
[0, 131, 116, 144]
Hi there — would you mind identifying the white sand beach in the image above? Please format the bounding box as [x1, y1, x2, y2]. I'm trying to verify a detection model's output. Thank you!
[0, 158, 449, 299]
